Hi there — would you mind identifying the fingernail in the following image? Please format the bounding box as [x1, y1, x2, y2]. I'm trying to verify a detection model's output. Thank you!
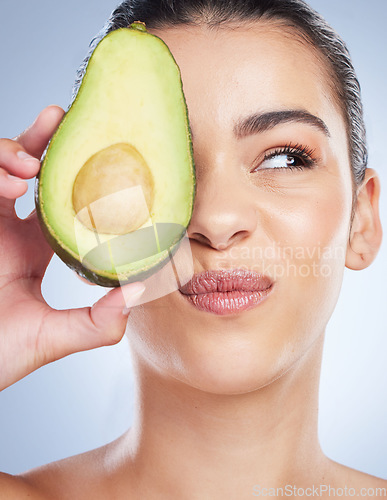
[122, 282, 146, 315]
[17, 151, 39, 162]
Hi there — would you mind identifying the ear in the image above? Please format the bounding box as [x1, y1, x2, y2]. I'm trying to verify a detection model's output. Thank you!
[346, 168, 383, 271]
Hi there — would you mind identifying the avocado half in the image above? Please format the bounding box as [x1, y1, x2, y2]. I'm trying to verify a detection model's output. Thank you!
[35, 22, 196, 287]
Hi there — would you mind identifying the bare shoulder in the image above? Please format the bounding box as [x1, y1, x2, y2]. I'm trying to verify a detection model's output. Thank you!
[14, 434, 130, 500]
[19, 449, 106, 499]
[327, 458, 387, 495]
[0, 471, 45, 499]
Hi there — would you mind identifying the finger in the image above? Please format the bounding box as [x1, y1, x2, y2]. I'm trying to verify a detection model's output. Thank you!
[19, 208, 55, 273]
[0, 168, 28, 217]
[0, 138, 41, 179]
[38, 282, 146, 366]
[0, 137, 41, 216]
[0, 167, 28, 199]
[15, 105, 65, 159]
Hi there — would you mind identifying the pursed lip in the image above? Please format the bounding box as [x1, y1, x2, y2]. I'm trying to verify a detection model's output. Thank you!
[179, 269, 274, 295]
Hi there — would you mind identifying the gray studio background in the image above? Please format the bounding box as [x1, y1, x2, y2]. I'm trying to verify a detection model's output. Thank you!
[0, 0, 386, 478]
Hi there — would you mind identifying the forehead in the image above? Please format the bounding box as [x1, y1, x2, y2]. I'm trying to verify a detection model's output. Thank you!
[151, 23, 334, 106]
[149, 22, 345, 141]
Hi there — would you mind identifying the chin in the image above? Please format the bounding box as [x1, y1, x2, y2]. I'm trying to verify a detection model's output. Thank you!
[127, 282, 328, 397]
[175, 339, 297, 395]
[129, 318, 303, 397]
[181, 366, 286, 396]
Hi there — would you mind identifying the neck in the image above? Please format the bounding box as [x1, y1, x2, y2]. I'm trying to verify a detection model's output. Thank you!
[122, 332, 329, 498]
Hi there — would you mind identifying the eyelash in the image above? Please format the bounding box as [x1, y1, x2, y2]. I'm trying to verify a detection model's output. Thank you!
[253, 143, 318, 172]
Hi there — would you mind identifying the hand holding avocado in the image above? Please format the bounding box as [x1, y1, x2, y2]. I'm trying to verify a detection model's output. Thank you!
[0, 105, 145, 391]
[0, 22, 195, 391]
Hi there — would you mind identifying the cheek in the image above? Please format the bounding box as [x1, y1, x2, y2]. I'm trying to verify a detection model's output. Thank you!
[272, 185, 349, 249]
[261, 172, 352, 327]
[256, 161, 352, 257]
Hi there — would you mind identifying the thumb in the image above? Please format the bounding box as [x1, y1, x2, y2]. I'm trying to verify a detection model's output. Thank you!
[15, 105, 65, 159]
[41, 281, 145, 365]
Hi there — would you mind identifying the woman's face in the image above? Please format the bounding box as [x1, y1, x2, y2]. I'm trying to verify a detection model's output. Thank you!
[127, 21, 354, 394]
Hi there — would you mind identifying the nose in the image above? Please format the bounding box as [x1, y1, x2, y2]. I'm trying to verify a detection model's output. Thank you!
[187, 167, 258, 251]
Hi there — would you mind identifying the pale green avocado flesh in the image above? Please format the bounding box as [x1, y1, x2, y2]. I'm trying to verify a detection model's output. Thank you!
[35, 22, 195, 287]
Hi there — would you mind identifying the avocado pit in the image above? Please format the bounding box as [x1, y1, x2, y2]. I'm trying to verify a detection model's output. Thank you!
[72, 143, 154, 234]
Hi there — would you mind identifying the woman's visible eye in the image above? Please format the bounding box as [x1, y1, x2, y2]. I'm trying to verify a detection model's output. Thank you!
[252, 143, 318, 172]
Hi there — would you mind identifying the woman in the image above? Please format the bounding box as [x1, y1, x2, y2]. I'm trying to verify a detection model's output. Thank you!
[0, 0, 386, 497]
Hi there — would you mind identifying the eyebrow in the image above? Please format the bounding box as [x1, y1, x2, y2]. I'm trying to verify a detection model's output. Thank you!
[233, 109, 330, 139]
